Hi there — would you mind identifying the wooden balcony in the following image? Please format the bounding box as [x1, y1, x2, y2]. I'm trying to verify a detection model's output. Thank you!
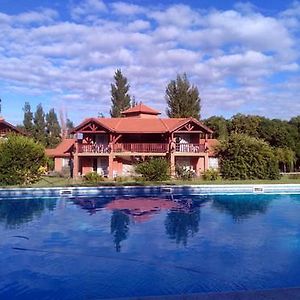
[113, 143, 168, 153]
[175, 143, 205, 153]
[78, 143, 110, 154]
[77, 142, 205, 155]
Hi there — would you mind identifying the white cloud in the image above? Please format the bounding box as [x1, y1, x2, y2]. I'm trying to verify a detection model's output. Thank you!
[111, 2, 145, 15]
[0, 1, 299, 122]
[70, 0, 107, 20]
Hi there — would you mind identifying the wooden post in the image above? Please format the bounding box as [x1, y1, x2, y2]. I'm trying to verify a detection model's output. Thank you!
[73, 141, 79, 179]
[108, 154, 114, 179]
[170, 153, 176, 178]
[196, 156, 201, 176]
[204, 152, 209, 171]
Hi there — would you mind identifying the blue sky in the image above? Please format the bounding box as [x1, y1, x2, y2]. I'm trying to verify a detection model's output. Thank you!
[0, 0, 299, 125]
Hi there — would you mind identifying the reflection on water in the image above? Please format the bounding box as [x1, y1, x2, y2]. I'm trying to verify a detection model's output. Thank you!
[1, 194, 300, 299]
[0, 198, 56, 229]
[165, 200, 202, 246]
[111, 210, 130, 252]
[212, 195, 271, 221]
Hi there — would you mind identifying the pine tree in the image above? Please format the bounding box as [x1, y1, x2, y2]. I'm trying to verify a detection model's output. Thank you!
[33, 104, 47, 145]
[166, 73, 201, 119]
[22, 102, 34, 136]
[46, 108, 61, 148]
[110, 69, 132, 117]
[66, 118, 74, 133]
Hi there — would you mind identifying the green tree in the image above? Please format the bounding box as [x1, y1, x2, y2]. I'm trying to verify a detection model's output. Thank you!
[33, 104, 47, 145]
[66, 118, 74, 136]
[204, 116, 229, 139]
[22, 102, 34, 136]
[166, 73, 201, 119]
[46, 108, 61, 148]
[217, 134, 280, 180]
[110, 69, 132, 117]
[229, 114, 261, 137]
[0, 134, 47, 185]
[275, 147, 295, 173]
[135, 158, 170, 181]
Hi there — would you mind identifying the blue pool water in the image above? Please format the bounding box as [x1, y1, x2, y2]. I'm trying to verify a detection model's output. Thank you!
[1, 193, 300, 299]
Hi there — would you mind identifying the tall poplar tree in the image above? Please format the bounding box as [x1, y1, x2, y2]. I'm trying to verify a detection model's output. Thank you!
[33, 104, 46, 145]
[166, 73, 201, 119]
[22, 102, 34, 136]
[110, 69, 132, 117]
[46, 108, 61, 148]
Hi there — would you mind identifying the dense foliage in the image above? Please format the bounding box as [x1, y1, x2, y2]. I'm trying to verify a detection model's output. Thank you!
[202, 169, 220, 181]
[204, 114, 300, 170]
[84, 172, 104, 183]
[21, 102, 62, 148]
[110, 69, 132, 117]
[166, 73, 201, 119]
[0, 135, 47, 185]
[135, 158, 170, 181]
[217, 134, 280, 180]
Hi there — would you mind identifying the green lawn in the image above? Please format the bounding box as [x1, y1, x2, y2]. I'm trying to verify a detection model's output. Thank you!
[4, 174, 299, 188]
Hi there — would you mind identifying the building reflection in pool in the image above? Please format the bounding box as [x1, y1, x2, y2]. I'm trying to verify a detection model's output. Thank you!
[72, 196, 207, 251]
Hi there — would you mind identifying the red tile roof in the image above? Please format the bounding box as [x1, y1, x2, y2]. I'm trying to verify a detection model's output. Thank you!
[121, 103, 160, 115]
[46, 139, 75, 157]
[72, 117, 213, 134]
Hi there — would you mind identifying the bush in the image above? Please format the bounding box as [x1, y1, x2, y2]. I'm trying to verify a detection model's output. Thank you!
[202, 169, 220, 181]
[0, 134, 47, 185]
[135, 158, 170, 181]
[217, 134, 280, 180]
[175, 165, 195, 180]
[84, 171, 104, 183]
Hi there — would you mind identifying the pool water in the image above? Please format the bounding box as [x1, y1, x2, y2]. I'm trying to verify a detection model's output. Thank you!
[0, 194, 300, 299]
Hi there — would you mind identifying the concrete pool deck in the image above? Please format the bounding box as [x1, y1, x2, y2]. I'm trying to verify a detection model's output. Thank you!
[110, 287, 300, 300]
[1, 184, 300, 199]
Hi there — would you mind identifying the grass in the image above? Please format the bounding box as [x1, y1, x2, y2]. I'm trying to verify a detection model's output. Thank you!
[2, 174, 299, 188]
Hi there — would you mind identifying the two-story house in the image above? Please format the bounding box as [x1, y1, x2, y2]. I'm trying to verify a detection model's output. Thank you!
[47, 103, 218, 178]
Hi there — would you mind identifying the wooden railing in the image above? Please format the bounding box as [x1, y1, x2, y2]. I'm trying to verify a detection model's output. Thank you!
[78, 142, 206, 154]
[78, 143, 110, 153]
[175, 143, 205, 153]
[113, 143, 168, 153]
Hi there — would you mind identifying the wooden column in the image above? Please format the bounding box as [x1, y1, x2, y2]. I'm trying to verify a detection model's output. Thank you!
[73, 141, 79, 179]
[170, 153, 176, 178]
[108, 154, 114, 179]
[196, 156, 201, 176]
[204, 152, 209, 171]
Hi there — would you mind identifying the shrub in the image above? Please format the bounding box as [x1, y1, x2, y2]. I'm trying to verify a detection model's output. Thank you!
[84, 171, 104, 183]
[202, 169, 220, 181]
[0, 134, 47, 185]
[217, 134, 280, 180]
[135, 158, 170, 181]
[175, 165, 195, 180]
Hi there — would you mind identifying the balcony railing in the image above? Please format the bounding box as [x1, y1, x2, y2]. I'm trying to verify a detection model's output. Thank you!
[113, 143, 168, 153]
[78, 143, 110, 153]
[175, 143, 205, 153]
[78, 142, 205, 154]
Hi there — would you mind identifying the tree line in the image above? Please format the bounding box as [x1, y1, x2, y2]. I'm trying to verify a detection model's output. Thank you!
[18, 102, 74, 148]
[204, 114, 300, 173]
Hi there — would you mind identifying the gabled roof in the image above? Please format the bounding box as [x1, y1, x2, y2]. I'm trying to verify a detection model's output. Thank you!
[0, 118, 23, 134]
[121, 103, 160, 115]
[46, 139, 75, 157]
[72, 117, 212, 134]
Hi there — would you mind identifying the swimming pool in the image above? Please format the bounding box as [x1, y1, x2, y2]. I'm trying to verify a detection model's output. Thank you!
[1, 193, 300, 299]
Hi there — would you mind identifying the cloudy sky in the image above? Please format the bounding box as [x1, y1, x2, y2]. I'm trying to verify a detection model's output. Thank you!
[0, 0, 300, 125]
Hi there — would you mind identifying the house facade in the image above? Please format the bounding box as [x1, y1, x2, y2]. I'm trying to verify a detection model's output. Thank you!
[0, 117, 23, 138]
[49, 103, 218, 178]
